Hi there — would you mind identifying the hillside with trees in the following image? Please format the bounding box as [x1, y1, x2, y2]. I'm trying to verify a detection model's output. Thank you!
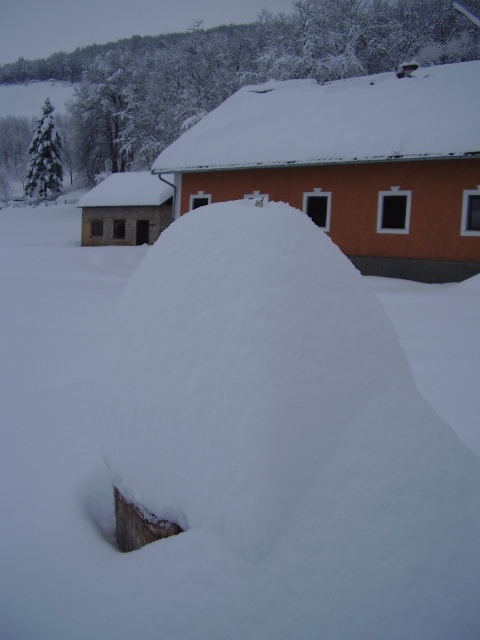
[1, 0, 479, 189]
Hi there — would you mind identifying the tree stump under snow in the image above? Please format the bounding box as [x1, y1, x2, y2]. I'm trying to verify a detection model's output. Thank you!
[114, 487, 182, 552]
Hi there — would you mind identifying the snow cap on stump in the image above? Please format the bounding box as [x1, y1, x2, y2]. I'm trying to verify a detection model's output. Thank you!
[99, 199, 414, 560]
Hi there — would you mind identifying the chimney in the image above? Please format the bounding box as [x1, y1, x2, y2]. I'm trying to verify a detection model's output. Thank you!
[396, 61, 420, 79]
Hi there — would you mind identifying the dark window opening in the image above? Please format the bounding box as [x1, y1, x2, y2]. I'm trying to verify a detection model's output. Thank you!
[381, 195, 408, 229]
[113, 219, 126, 240]
[467, 195, 480, 231]
[192, 197, 209, 210]
[306, 196, 328, 228]
[91, 220, 103, 237]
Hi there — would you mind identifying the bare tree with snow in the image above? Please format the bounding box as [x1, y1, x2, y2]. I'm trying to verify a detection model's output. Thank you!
[0, 166, 13, 204]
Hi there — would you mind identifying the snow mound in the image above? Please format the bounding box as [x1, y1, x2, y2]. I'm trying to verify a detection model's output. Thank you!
[455, 272, 480, 290]
[99, 199, 416, 560]
[100, 201, 480, 586]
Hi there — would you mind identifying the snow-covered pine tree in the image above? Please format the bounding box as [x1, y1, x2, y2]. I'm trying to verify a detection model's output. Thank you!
[24, 98, 63, 200]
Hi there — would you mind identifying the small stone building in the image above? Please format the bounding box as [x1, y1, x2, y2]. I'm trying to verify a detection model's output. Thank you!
[79, 172, 174, 246]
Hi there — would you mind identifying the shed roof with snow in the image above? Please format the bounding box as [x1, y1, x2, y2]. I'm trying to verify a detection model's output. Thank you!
[151, 61, 480, 173]
[78, 172, 174, 208]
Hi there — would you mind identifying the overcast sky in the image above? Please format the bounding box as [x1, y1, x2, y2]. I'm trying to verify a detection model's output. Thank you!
[0, 0, 293, 66]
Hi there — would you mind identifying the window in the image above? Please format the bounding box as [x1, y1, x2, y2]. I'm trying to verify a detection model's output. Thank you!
[461, 189, 480, 236]
[91, 220, 103, 237]
[303, 190, 331, 231]
[190, 192, 211, 210]
[244, 190, 269, 203]
[467, 196, 480, 231]
[113, 219, 126, 240]
[377, 188, 411, 234]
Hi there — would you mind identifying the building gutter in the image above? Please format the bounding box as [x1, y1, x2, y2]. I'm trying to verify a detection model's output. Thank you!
[155, 173, 177, 223]
[152, 152, 480, 175]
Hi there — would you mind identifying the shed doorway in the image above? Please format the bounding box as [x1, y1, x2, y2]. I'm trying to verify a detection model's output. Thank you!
[136, 220, 150, 245]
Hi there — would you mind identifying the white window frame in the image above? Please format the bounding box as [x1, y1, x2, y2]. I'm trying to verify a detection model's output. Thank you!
[302, 188, 331, 231]
[244, 190, 269, 203]
[189, 191, 211, 211]
[377, 187, 411, 234]
[461, 187, 480, 236]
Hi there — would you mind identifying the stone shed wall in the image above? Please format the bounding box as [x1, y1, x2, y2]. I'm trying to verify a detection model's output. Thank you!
[81, 203, 172, 246]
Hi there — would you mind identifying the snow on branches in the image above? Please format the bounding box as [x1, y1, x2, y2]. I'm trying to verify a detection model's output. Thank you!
[24, 98, 63, 200]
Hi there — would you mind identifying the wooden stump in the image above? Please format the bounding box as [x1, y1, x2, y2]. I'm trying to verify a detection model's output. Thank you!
[114, 487, 183, 552]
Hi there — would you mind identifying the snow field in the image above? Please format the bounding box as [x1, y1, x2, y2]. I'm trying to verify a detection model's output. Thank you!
[0, 81, 74, 118]
[0, 201, 479, 640]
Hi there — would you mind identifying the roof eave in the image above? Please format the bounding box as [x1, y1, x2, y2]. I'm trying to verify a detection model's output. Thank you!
[78, 199, 172, 208]
[151, 151, 480, 175]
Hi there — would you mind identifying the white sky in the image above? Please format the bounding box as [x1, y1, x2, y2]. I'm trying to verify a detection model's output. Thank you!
[0, 0, 293, 66]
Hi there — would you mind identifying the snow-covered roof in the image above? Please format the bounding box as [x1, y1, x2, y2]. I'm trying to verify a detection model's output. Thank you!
[78, 172, 174, 208]
[151, 61, 480, 173]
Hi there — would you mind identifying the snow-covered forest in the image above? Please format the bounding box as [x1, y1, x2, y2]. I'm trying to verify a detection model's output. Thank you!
[1, 0, 480, 188]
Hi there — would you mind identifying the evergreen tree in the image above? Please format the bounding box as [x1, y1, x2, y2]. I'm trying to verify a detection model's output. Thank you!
[24, 98, 63, 199]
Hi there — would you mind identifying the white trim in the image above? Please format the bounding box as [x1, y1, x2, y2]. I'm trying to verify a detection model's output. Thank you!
[460, 188, 480, 236]
[244, 190, 269, 203]
[377, 189, 411, 234]
[302, 189, 331, 231]
[189, 191, 211, 211]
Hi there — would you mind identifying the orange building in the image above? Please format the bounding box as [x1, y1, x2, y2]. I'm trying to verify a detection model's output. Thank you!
[152, 62, 480, 282]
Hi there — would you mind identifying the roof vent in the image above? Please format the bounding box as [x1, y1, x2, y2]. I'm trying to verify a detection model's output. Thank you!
[396, 61, 420, 78]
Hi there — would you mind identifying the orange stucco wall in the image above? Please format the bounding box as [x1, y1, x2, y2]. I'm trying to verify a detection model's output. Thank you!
[180, 159, 480, 263]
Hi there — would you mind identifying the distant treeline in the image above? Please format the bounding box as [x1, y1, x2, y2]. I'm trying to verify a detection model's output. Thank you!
[0, 26, 247, 85]
[2, 0, 480, 86]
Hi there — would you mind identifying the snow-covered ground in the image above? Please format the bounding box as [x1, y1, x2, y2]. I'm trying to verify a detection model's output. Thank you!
[0, 81, 75, 118]
[0, 203, 479, 640]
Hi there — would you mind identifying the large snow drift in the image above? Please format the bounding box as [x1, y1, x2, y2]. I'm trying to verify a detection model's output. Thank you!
[99, 199, 412, 559]
[99, 200, 480, 630]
